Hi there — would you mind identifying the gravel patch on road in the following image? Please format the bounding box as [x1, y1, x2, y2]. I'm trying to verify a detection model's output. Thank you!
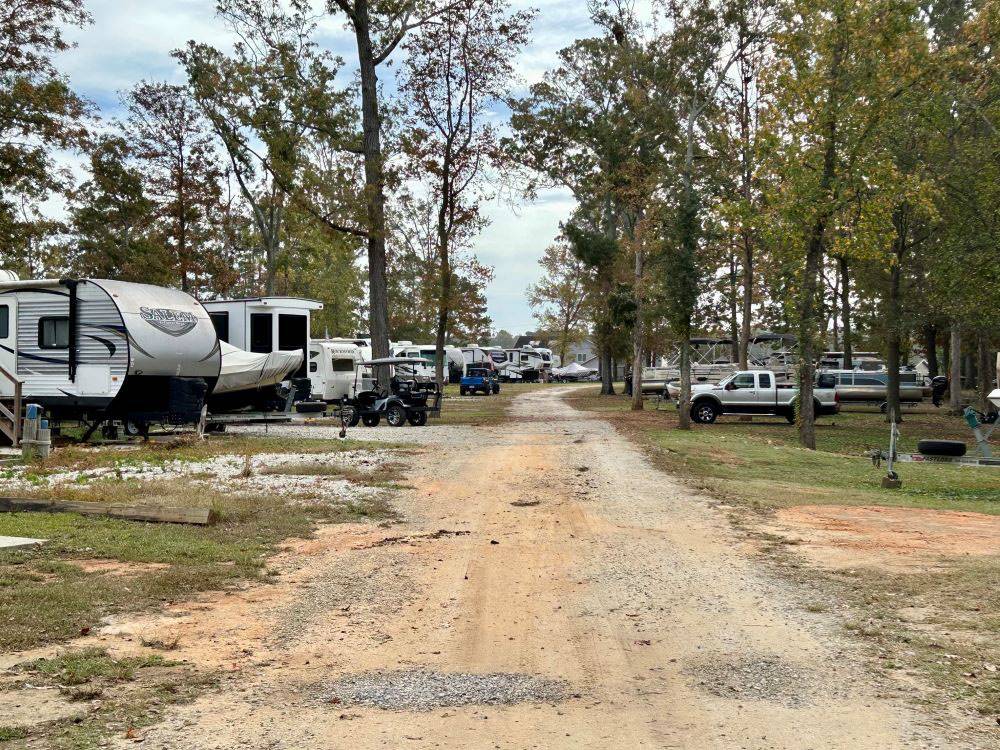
[325, 669, 570, 711]
[685, 654, 815, 706]
[229, 423, 493, 447]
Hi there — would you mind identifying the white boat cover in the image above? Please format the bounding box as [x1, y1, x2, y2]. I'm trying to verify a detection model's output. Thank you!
[212, 341, 303, 394]
[551, 361, 596, 377]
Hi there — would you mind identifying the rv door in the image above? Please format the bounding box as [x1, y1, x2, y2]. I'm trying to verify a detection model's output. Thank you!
[0, 299, 16, 396]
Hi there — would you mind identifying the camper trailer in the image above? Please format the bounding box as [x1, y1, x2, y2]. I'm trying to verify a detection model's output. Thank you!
[0, 275, 221, 434]
[503, 347, 543, 382]
[202, 297, 322, 380]
[392, 343, 466, 382]
[307, 339, 366, 402]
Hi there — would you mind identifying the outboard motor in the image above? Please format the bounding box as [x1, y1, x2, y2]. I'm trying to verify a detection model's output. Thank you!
[931, 375, 949, 407]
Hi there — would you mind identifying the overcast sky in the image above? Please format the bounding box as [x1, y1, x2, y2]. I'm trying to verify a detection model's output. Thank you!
[56, 0, 601, 335]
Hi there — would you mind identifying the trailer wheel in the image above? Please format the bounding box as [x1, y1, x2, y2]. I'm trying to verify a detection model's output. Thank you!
[361, 413, 380, 427]
[123, 420, 147, 438]
[386, 403, 407, 427]
[407, 410, 428, 427]
[917, 439, 967, 457]
[691, 400, 718, 424]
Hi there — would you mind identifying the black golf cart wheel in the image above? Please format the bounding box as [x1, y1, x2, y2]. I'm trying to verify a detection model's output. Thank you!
[386, 403, 407, 427]
[460, 387, 468, 396]
[407, 410, 428, 427]
[691, 400, 718, 424]
[362, 413, 380, 427]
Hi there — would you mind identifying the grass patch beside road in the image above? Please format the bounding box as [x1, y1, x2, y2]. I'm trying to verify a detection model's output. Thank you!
[566, 387, 1000, 736]
[566, 388, 1000, 514]
[0, 437, 398, 653]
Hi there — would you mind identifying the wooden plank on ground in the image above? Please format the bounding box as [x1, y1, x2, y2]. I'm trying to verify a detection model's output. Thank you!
[0, 497, 215, 525]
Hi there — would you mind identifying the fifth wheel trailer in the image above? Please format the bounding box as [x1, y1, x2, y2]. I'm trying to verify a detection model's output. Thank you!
[202, 296, 323, 380]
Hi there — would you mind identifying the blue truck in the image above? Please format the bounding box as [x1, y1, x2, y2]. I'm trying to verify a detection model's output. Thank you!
[460, 367, 500, 396]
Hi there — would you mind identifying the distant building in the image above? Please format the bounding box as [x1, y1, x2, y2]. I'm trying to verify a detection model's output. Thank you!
[563, 337, 626, 380]
[513, 332, 552, 349]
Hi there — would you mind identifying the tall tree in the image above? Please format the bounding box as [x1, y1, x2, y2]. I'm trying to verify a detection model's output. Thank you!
[68, 136, 166, 283]
[327, 0, 461, 365]
[122, 82, 223, 294]
[0, 0, 90, 270]
[399, 0, 532, 385]
[178, 0, 355, 294]
[527, 241, 592, 364]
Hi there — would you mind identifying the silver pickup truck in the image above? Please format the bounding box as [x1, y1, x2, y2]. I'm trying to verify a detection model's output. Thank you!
[681, 370, 840, 424]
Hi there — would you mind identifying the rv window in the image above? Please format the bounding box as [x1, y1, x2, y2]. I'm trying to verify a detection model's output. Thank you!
[331, 357, 355, 372]
[250, 313, 272, 353]
[0, 305, 8, 338]
[309, 361, 318, 373]
[38, 316, 69, 349]
[209, 311, 229, 343]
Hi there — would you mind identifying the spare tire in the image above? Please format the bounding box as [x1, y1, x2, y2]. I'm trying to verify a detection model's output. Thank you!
[917, 439, 967, 457]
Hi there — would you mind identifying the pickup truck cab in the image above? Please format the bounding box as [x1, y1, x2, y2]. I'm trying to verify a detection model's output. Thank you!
[460, 367, 500, 396]
[686, 370, 839, 424]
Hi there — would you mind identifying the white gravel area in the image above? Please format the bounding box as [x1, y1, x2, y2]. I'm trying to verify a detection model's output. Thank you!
[0, 450, 392, 505]
[228, 423, 481, 446]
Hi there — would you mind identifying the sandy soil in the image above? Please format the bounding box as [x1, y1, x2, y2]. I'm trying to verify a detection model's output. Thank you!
[59, 387, 964, 749]
[767, 505, 1000, 572]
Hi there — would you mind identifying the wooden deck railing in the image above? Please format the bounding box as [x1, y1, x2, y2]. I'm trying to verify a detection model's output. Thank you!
[0, 365, 22, 445]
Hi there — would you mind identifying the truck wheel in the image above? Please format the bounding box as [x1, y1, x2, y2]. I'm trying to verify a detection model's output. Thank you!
[407, 410, 428, 426]
[691, 401, 718, 424]
[460, 387, 468, 396]
[362, 413, 380, 427]
[386, 403, 407, 427]
[784, 410, 796, 424]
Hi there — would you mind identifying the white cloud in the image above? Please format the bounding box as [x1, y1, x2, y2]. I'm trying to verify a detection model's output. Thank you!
[54, 0, 600, 336]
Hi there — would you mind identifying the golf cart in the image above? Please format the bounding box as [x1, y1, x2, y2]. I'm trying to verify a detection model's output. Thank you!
[341, 357, 441, 427]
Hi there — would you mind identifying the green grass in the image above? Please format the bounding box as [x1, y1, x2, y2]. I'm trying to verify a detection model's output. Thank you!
[434, 382, 550, 426]
[567, 389, 1000, 514]
[25, 647, 169, 685]
[5, 647, 214, 749]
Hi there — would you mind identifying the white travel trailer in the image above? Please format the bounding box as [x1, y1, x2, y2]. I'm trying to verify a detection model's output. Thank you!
[307, 339, 366, 401]
[202, 297, 323, 381]
[393, 343, 466, 382]
[0, 275, 221, 437]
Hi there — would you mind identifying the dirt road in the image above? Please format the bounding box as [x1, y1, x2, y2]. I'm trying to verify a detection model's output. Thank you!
[106, 387, 952, 749]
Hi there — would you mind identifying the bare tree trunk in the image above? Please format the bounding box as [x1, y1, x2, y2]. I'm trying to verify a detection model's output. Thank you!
[838, 255, 852, 369]
[677, 323, 692, 430]
[434, 194, 451, 389]
[353, 0, 391, 379]
[977, 333, 993, 413]
[728, 250, 740, 363]
[631, 246, 644, 410]
[885, 209, 906, 423]
[949, 325, 962, 412]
